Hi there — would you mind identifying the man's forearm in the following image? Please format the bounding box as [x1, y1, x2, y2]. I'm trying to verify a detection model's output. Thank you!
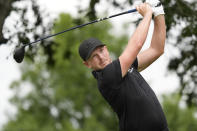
[150, 15, 166, 54]
[119, 3, 153, 77]
[128, 13, 153, 49]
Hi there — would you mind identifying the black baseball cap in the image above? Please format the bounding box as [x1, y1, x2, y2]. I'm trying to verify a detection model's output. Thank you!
[79, 38, 105, 61]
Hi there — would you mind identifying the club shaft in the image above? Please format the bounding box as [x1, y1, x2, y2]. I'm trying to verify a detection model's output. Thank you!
[22, 2, 162, 47]
[25, 9, 137, 47]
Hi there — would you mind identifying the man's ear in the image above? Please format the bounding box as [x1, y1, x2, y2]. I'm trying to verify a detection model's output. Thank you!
[83, 61, 91, 69]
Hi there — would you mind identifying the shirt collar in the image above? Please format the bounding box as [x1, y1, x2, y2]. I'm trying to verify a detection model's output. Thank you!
[92, 68, 104, 79]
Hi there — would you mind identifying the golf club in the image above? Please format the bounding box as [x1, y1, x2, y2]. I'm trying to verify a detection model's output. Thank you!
[13, 2, 161, 63]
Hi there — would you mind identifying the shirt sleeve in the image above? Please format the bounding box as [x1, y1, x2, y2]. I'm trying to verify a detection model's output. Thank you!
[132, 58, 138, 70]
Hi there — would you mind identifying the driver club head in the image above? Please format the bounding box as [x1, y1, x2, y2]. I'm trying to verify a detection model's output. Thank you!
[13, 46, 26, 63]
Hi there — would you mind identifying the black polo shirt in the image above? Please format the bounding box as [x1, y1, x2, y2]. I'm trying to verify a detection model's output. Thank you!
[92, 58, 169, 131]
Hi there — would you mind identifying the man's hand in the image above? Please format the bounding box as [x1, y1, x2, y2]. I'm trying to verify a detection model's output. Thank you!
[146, 0, 165, 17]
[136, 3, 153, 17]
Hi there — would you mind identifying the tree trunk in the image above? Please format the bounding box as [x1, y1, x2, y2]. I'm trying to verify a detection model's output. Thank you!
[0, 0, 17, 44]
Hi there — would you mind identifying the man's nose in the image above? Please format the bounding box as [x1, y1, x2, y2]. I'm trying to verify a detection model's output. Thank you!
[98, 53, 104, 60]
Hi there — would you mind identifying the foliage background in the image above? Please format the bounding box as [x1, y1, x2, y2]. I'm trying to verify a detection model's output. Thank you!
[0, 0, 197, 130]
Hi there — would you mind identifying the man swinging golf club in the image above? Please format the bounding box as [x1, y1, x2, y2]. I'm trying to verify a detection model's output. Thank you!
[79, 0, 169, 131]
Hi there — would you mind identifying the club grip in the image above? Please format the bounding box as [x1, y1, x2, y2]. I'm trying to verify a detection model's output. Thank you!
[128, 9, 137, 13]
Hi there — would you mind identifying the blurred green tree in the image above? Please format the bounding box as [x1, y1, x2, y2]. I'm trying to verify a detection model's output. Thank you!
[0, 0, 16, 43]
[1, 0, 48, 44]
[162, 93, 197, 131]
[164, 0, 197, 107]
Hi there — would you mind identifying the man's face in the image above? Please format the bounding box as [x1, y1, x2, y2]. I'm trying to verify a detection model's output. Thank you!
[84, 46, 112, 70]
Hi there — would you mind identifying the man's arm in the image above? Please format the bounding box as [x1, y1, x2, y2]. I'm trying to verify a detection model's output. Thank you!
[137, 15, 166, 72]
[119, 3, 153, 77]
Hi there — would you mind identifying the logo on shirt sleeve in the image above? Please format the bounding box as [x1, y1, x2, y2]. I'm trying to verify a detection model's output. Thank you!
[128, 68, 133, 73]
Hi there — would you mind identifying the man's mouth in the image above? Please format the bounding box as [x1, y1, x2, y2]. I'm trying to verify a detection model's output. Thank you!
[101, 61, 108, 67]
[101, 63, 105, 66]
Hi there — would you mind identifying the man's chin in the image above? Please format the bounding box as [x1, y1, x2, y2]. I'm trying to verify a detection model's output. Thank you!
[100, 62, 109, 69]
[94, 62, 111, 70]
[94, 65, 105, 70]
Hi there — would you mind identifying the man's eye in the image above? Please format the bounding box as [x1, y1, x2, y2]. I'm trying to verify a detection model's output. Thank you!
[92, 55, 96, 59]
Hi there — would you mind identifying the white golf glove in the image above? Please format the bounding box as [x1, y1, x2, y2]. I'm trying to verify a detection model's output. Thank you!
[146, 0, 165, 17]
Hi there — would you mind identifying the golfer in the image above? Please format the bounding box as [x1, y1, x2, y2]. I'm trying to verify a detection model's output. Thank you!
[79, 1, 169, 131]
